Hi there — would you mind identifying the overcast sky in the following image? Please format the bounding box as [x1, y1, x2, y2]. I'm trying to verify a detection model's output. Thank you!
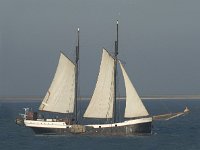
[0, 0, 200, 97]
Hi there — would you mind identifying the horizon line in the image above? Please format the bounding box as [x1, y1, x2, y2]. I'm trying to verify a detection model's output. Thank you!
[1, 95, 200, 101]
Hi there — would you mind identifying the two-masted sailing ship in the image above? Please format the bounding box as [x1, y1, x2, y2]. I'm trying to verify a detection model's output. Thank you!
[16, 21, 152, 135]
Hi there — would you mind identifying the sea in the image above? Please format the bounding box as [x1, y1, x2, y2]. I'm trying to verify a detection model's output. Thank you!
[0, 99, 199, 150]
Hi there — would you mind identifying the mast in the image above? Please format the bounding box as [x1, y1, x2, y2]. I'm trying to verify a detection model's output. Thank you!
[113, 20, 119, 123]
[74, 28, 79, 123]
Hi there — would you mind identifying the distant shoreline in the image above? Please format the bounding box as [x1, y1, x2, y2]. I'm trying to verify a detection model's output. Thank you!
[1, 95, 200, 102]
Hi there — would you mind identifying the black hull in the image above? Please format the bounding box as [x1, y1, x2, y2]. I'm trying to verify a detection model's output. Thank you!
[29, 122, 152, 136]
[31, 127, 71, 135]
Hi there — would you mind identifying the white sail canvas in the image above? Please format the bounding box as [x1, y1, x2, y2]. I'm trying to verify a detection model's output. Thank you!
[39, 52, 75, 113]
[84, 49, 115, 118]
[119, 61, 149, 118]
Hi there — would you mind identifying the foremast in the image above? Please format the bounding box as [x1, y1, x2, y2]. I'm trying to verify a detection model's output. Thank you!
[113, 20, 119, 123]
[74, 28, 80, 123]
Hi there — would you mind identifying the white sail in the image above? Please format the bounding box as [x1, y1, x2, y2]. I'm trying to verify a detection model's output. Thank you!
[84, 49, 115, 118]
[39, 52, 75, 113]
[119, 61, 149, 118]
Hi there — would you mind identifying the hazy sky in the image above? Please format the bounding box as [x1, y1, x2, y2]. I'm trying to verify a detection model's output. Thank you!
[0, 0, 200, 97]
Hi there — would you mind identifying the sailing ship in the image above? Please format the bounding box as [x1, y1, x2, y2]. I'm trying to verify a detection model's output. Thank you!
[16, 21, 152, 135]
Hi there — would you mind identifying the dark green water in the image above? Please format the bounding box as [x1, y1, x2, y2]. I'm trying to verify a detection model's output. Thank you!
[0, 100, 199, 150]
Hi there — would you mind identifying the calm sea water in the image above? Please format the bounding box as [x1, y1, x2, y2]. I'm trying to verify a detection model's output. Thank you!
[0, 99, 199, 150]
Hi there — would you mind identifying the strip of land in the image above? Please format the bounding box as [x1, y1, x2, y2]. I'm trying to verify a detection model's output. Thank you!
[1, 95, 200, 102]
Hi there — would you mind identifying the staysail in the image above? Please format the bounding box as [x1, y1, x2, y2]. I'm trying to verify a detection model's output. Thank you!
[39, 52, 75, 113]
[119, 61, 149, 118]
[84, 49, 115, 118]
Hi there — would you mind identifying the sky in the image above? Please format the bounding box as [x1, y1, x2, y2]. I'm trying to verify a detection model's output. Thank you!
[0, 0, 200, 97]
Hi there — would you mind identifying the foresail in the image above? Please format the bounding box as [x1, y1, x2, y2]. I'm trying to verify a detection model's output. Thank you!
[119, 61, 149, 118]
[39, 52, 75, 113]
[84, 49, 115, 118]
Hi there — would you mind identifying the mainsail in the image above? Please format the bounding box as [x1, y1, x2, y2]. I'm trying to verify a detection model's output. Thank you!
[84, 49, 115, 118]
[119, 61, 149, 118]
[39, 52, 75, 113]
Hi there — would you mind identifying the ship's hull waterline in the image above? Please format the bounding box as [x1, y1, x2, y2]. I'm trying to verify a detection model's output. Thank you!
[24, 117, 152, 136]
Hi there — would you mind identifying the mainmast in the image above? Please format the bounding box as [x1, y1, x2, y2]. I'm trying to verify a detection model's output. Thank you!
[113, 20, 119, 123]
[74, 28, 80, 123]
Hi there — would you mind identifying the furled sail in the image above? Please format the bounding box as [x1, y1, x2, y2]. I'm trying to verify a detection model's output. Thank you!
[39, 52, 75, 113]
[84, 49, 115, 118]
[119, 61, 149, 118]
